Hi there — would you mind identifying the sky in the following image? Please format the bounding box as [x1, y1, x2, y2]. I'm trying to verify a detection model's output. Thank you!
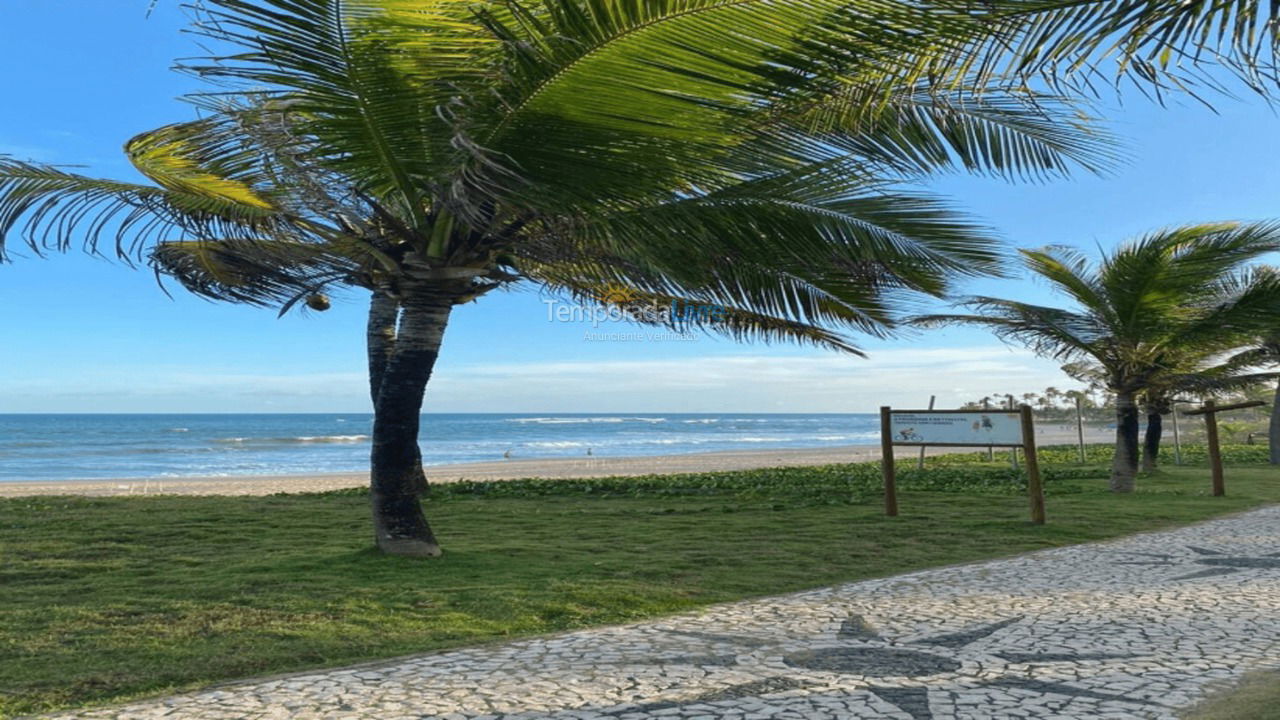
[2, 1, 1279, 413]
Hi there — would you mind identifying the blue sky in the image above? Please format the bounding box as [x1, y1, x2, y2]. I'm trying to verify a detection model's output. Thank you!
[2, 1, 1279, 413]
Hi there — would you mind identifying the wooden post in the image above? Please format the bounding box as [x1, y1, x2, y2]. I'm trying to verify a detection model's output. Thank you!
[1075, 396, 1086, 464]
[917, 395, 935, 470]
[1204, 400, 1225, 497]
[1007, 396, 1019, 470]
[1171, 401, 1182, 466]
[880, 406, 898, 516]
[1020, 404, 1046, 524]
[1184, 399, 1262, 497]
[983, 398, 994, 460]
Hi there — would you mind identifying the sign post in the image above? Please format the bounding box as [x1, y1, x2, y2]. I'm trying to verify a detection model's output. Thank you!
[1075, 396, 1086, 464]
[1183, 399, 1265, 497]
[917, 395, 935, 470]
[880, 405, 1045, 524]
[879, 406, 898, 517]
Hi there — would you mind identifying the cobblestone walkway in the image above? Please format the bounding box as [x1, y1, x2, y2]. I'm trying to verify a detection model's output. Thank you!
[53, 506, 1280, 720]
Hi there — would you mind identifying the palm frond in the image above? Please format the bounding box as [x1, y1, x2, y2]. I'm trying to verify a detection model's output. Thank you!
[978, 0, 1280, 97]
[531, 270, 869, 354]
[797, 86, 1121, 182]
[182, 0, 475, 228]
[0, 156, 283, 261]
[913, 300, 1101, 362]
[150, 237, 360, 309]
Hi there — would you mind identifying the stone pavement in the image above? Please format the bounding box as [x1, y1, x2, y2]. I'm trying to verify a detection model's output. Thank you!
[50, 506, 1280, 720]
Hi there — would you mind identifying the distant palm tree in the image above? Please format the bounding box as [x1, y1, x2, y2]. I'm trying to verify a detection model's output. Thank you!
[917, 224, 1280, 492]
[1042, 386, 1061, 410]
[0, 0, 1115, 556]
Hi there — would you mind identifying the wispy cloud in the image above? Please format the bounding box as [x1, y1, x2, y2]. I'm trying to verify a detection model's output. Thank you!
[424, 346, 1077, 412]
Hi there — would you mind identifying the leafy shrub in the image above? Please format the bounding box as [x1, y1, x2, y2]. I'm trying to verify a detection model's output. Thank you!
[317, 443, 1267, 505]
[411, 462, 1094, 504]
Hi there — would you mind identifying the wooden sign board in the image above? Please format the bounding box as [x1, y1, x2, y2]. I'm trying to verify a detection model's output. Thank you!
[888, 410, 1023, 447]
[880, 405, 1045, 525]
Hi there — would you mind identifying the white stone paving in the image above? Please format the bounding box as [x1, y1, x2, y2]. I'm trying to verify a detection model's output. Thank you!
[47, 506, 1280, 719]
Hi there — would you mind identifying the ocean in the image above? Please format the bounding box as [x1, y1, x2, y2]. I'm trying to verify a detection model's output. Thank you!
[0, 413, 882, 482]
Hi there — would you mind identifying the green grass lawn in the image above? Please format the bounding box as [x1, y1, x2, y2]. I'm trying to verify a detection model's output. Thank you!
[1, 452, 1277, 718]
[1182, 671, 1280, 719]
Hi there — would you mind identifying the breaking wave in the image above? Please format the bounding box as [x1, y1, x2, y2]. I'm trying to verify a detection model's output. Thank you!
[214, 435, 370, 445]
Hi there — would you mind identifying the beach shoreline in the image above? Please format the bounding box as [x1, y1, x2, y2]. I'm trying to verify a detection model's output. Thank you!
[0, 424, 1112, 497]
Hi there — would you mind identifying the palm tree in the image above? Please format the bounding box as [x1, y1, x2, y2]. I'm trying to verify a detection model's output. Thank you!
[1073, 351, 1275, 472]
[916, 224, 1280, 492]
[1216, 336, 1280, 464]
[1042, 386, 1061, 410]
[0, 0, 1116, 556]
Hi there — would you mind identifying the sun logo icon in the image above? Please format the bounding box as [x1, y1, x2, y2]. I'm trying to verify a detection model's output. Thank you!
[596, 283, 638, 305]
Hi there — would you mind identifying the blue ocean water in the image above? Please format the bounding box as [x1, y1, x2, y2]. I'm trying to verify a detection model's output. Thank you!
[0, 414, 881, 482]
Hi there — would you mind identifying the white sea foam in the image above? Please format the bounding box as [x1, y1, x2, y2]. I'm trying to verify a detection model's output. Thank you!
[508, 416, 667, 424]
[214, 435, 370, 445]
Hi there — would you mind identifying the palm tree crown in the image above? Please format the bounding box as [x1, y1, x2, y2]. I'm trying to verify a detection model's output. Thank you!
[916, 222, 1280, 491]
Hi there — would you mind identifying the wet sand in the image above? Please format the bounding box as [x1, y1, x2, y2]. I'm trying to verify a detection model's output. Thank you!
[0, 424, 1113, 497]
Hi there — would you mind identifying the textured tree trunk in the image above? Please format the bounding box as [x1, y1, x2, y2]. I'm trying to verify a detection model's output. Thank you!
[369, 290, 453, 557]
[1142, 410, 1162, 472]
[1271, 381, 1280, 465]
[367, 291, 429, 494]
[367, 291, 398, 404]
[1110, 391, 1140, 493]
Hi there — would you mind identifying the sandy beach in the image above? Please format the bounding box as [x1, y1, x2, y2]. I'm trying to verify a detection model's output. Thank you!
[0, 423, 1113, 498]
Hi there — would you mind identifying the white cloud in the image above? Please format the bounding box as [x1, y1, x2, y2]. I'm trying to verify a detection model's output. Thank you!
[0, 346, 1081, 413]
[423, 346, 1079, 412]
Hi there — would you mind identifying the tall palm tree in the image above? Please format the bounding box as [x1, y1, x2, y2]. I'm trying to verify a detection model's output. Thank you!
[916, 224, 1280, 492]
[0, 0, 1115, 556]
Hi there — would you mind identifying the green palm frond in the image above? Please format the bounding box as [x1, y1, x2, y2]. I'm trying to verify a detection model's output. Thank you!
[150, 238, 359, 310]
[796, 86, 1121, 181]
[914, 301, 1102, 362]
[579, 283, 866, 354]
[466, 0, 1108, 209]
[918, 223, 1280, 394]
[579, 186, 1005, 289]
[979, 0, 1280, 96]
[0, 156, 283, 261]
[521, 242, 890, 335]
[182, 0, 464, 227]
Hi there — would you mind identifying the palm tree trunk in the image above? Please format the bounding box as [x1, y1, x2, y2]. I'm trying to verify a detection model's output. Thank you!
[1142, 410, 1162, 472]
[367, 291, 429, 494]
[369, 290, 453, 557]
[367, 291, 398, 404]
[1111, 390, 1140, 492]
[1270, 380, 1280, 465]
